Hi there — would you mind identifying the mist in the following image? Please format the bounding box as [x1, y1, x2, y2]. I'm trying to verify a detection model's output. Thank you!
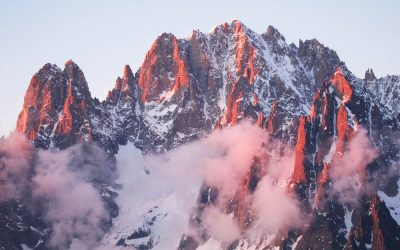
[0, 123, 389, 249]
[0, 133, 33, 201]
[0, 133, 115, 249]
[330, 128, 378, 204]
[107, 121, 302, 248]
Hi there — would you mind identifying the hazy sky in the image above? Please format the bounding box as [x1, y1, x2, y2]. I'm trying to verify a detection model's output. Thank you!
[1, 0, 399, 135]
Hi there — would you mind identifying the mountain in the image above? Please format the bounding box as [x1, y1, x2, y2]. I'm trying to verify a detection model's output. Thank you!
[16, 20, 343, 153]
[4, 20, 400, 249]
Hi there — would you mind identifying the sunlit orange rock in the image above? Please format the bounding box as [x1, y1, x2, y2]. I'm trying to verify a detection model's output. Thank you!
[314, 163, 329, 208]
[252, 93, 259, 107]
[256, 111, 264, 128]
[138, 33, 189, 102]
[16, 64, 66, 142]
[331, 68, 353, 102]
[309, 91, 321, 122]
[16, 61, 93, 149]
[335, 104, 353, 155]
[224, 80, 243, 126]
[55, 88, 74, 135]
[233, 21, 258, 85]
[292, 116, 310, 184]
[265, 101, 279, 135]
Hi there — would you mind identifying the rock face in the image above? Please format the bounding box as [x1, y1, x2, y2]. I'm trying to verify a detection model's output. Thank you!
[286, 67, 400, 250]
[16, 61, 94, 150]
[178, 66, 400, 250]
[6, 20, 400, 249]
[16, 20, 343, 153]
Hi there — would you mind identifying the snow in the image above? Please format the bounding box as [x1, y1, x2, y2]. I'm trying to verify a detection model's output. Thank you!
[291, 235, 303, 249]
[256, 35, 300, 97]
[206, 21, 314, 121]
[235, 97, 243, 103]
[21, 245, 32, 250]
[323, 140, 336, 164]
[378, 178, 400, 225]
[217, 29, 237, 113]
[365, 230, 373, 249]
[38, 23, 400, 250]
[124, 235, 151, 247]
[159, 89, 175, 100]
[30, 226, 44, 236]
[344, 206, 354, 238]
[197, 238, 223, 250]
[366, 75, 400, 119]
[345, 106, 358, 130]
[232, 234, 276, 250]
[34, 240, 44, 248]
[99, 143, 202, 249]
[143, 103, 178, 136]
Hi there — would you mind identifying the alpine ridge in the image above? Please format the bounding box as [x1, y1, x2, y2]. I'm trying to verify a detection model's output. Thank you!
[4, 20, 400, 250]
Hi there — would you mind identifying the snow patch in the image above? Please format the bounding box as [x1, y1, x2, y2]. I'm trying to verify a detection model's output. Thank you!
[143, 103, 178, 136]
[292, 235, 303, 249]
[378, 178, 400, 225]
[344, 206, 354, 238]
[197, 237, 223, 250]
[323, 140, 336, 164]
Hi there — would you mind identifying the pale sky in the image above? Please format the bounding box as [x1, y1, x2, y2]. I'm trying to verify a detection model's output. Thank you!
[1, 0, 399, 135]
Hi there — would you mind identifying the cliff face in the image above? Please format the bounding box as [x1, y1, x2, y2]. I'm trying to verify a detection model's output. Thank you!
[16, 63, 66, 141]
[177, 65, 400, 249]
[16, 61, 93, 149]
[138, 33, 190, 103]
[16, 20, 343, 154]
[10, 20, 400, 250]
[286, 67, 400, 249]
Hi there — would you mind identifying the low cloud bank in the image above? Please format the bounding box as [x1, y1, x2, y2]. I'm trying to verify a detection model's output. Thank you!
[330, 128, 378, 204]
[0, 123, 391, 249]
[0, 133, 32, 201]
[0, 134, 115, 249]
[112, 121, 301, 247]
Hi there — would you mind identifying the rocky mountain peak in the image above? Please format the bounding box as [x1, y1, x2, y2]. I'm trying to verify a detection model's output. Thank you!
[331, 66, 354, 102]
[63, 60, 92, 104]
[365, 68, 377, 81]
[14, 21, 352, 153]
[16, 60, 94, 149]
[231, 19, 247, 33]
[265, 24, 285, 41]
[210, 20, 248, 35]
[106, 65, 136, 102]
[123, 64, 134, 80]
[9, 21, 400, 250]
[16, 64, 64, 139]
[298, 38, 342, 86]
[138, 32, 189, 103]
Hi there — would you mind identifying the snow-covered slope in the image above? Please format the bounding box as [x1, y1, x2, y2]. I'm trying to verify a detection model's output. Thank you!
[99, 143, 201, 249]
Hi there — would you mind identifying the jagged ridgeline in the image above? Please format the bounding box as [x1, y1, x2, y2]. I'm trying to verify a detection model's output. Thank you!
[5, 20, 400, 249]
